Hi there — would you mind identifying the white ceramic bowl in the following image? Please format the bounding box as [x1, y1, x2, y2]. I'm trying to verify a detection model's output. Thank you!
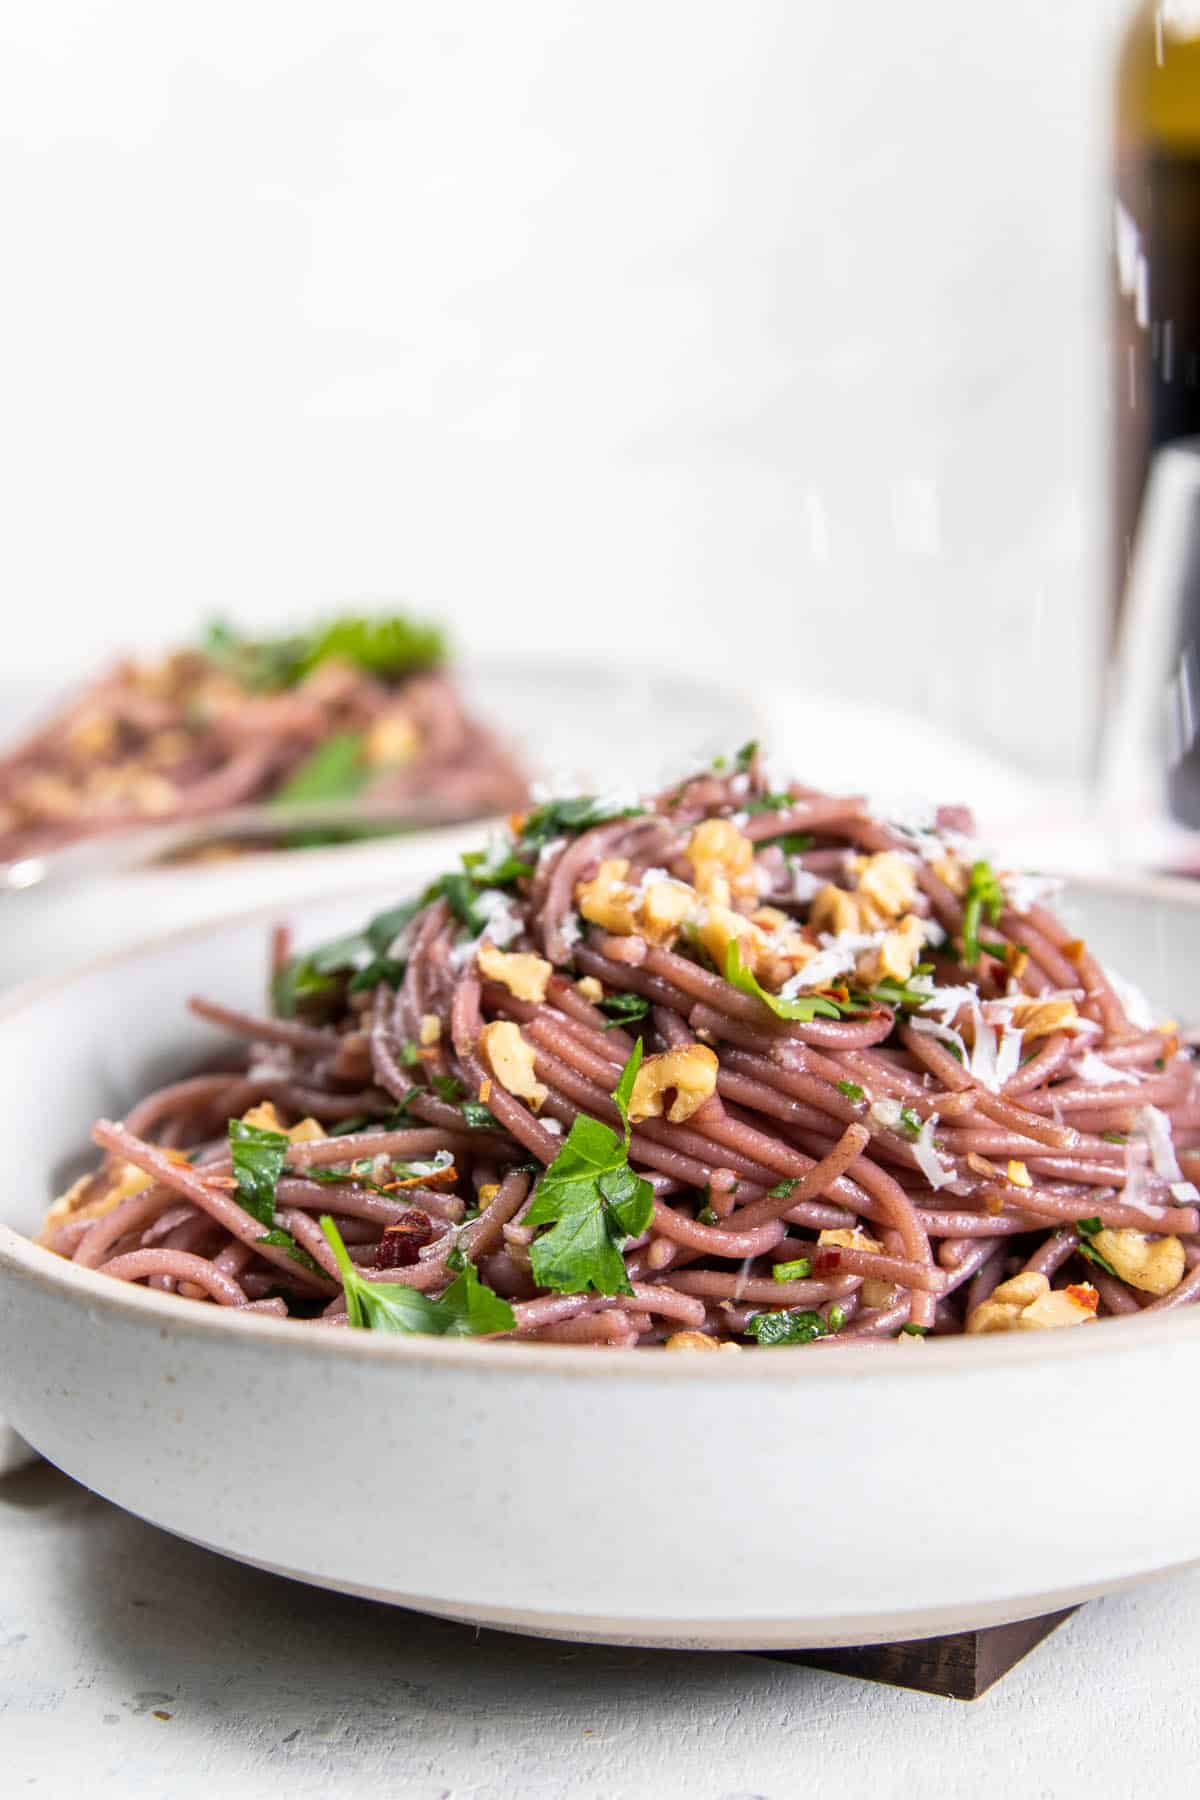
[2, 875, 1200, 1650]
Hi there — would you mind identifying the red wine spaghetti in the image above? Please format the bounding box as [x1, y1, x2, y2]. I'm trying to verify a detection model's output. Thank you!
[0, 613, 526, 861]
[40, 749, 1200, 1347]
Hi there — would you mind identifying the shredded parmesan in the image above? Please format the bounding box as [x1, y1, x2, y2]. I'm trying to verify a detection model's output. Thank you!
[1137, 1105, 1183, 1183]
[999, 871, 1063, 914]
[913, 1115, 955, 1190]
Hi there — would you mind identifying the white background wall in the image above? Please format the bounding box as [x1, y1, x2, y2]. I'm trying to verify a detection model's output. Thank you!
[0, 1, 1130, 774]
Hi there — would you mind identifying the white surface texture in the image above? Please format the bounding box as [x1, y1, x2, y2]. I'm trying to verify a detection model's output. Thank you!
[0, 0, 1125, 776]
[1, 1459, 1198, 1799]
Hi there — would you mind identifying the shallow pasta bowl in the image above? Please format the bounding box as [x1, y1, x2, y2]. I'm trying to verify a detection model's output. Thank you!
[2, 874, 1200, 1650]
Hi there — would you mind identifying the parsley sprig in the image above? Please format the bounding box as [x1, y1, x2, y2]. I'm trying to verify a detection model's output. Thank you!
[522, 1045, 655, 1295]
[320, 1219, 515, 1336]
[228, 1119, 319, 1272]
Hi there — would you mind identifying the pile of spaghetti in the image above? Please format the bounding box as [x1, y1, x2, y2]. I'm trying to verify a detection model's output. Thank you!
[41, 748, 1200, 1346]
[0, 613, 526, 861]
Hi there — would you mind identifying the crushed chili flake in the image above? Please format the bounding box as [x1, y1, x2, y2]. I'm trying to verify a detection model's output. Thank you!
[377, 1210, 436, 1268]
[479, 1078, 493, 1104]
[1063, 939, 1086, 963]
[1065, 1283, 1099, 1314]
[813, 1248, 843, 1276]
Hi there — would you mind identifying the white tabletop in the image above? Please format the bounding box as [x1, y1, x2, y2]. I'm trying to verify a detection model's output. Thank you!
[1, 1459, 1196, 1799]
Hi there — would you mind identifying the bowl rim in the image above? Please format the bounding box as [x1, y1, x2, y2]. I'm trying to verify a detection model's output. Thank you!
[4, 867, 1200, 1386]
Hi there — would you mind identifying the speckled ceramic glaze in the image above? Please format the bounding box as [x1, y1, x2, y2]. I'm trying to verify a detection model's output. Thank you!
[3, 876, 1200, 1649]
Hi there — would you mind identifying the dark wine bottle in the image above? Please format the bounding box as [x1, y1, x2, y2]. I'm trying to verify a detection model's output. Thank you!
[1112, 2, 1200, 638]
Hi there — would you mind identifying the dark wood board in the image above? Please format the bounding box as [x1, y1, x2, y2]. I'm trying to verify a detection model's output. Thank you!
[759, 1606, 1079, 1701]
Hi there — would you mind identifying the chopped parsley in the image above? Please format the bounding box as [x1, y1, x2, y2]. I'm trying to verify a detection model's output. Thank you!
[766, 1178, 799, 1199]
[735, 740, 759, 771]
[320, 1220, 514, 1336]
[522, 1044, 655, 1296]
[772, 1257, 813, 1282]
[597, 991, 651, 1030]
[961, 859, 1005, 966]
[745, 1305, 843, 1346]
[431, 1075, 465, 1104]
[228, 1118, 290, 1228]
[204, 613, 444, 691]
[460, 1099, 500, 1130]
[1101, 1131, 1129, 1145]
[743, 791, 795, 816]
[722, 938, 842, 1023]
[835, 1080, 865, 1103]
[256, 1226, 321, 1275]
[517, 795, 645, 853]
[697, 1205, 719, 1226]
[897, 1106, 923, 1142]
[898, 1323, 928, 1337]
[271, 732, 369, 808]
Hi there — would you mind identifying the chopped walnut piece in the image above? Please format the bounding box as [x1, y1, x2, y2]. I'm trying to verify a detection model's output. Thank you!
[628, 1045, 719, 1124]
[477, 942, 552, 1004]
[1091, 1227, 1185, 1296]
[479, 1020, 547, 1111]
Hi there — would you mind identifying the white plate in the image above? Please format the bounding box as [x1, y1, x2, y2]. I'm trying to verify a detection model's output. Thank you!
[1, 874, 1200, 1648]
[0, 655, 758, 989]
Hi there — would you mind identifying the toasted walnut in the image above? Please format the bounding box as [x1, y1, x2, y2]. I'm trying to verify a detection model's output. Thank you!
[809, 883, 862, 936]
[692, 902, 762, 974]
[241, 1101, 326, 1144]
[855, 914, 925, 986]
[419, 1012, 442, 1047]
[477, 1183, 501, 1205]
[686, 818, 758, 908]
[967, 1270, 1098, 1334]
[966, 1270, 1050, 1334]
[1006, 1159, 1032, 1189]
[575, 976, 605, 1002]
[931, 854, 967, 896]
[1016, 1284, 1099, 1329]
[1091, 1228, 1185, 1296]
[477, 942, 553, 1004]
[641, 878, 696, 942]
[364, 710, 420, 768]
[576, 858, 640, 935]
[1008, 995, 1079, 1040]
[851, 852, 918, 921]
[14, 772, 82, 821]
[39, 1144, 194, 1246]
[479, 1020, 547, 1111]
[65, 711, 117, 757]
[818, 1227, 884, 1254]
[628, 1044, 719, 1124]
[862, 1278, 900, 1309]
[85, 767, 176, 814]
[666, 1331, 742, 1352]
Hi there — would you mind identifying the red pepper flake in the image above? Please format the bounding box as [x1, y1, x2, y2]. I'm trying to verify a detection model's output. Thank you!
[813, 1248, 843, 1276]
[479, 1078, 493, 1104]
[1065, 1283, 1099, 1314]
[1063, 939, 1086, 964]
[377, 1210, 436, 1269]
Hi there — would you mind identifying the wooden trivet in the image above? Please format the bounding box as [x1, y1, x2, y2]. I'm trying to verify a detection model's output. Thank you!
[759, 1606, 1079, 1700]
